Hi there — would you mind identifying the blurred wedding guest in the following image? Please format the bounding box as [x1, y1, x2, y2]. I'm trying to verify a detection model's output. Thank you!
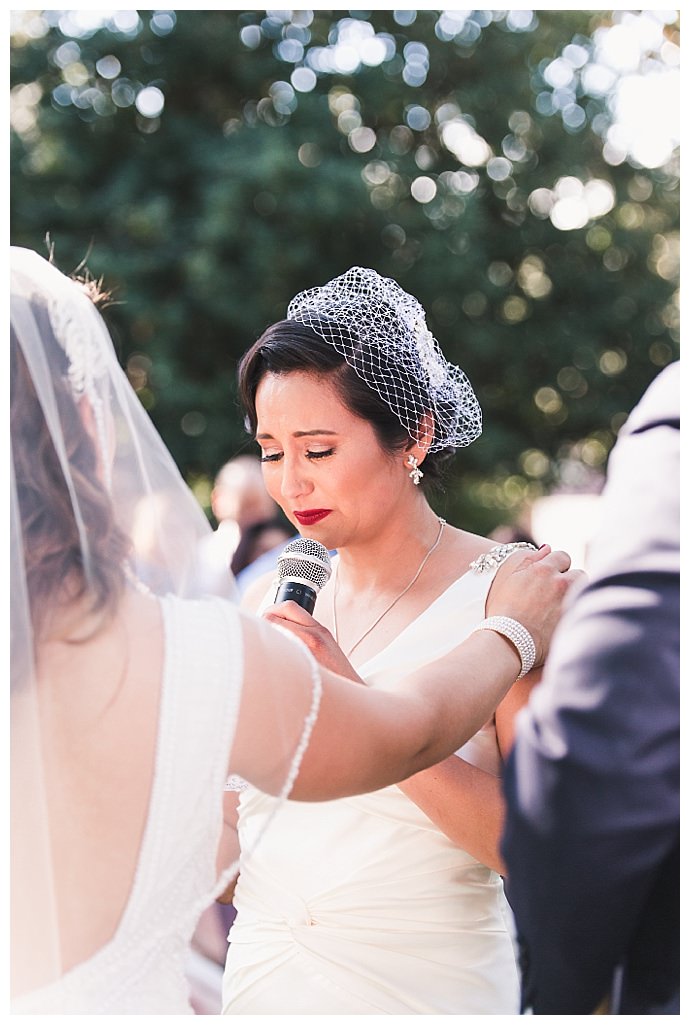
[11, 245, 575, 1014]
[131, 489, 222, 596]
[230, 515, 294, 577]
[196, 454, 279, 595]
[186, 904, 234, 1014]
[221, 267, 583, 1015]
[529, 491, 602, 571]
[234, 525, 300, 597]
[502, 362, 680, 1014]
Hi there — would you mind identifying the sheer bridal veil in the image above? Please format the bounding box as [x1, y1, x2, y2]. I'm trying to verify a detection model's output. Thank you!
[10, 246, 313, 1000]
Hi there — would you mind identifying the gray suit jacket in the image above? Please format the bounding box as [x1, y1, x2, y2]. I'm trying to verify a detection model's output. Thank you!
[502, 362, 680, 1014]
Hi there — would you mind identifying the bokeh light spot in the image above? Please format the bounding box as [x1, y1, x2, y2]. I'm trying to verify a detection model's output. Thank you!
[135, 86, 164, 118]
[410, 176, 437, 203]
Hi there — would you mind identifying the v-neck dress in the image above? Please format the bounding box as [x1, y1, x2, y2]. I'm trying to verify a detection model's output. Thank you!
[222, 563, 520, 1015]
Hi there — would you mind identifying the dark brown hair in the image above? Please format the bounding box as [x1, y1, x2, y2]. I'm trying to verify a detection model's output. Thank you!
[11, 296, 130, 639]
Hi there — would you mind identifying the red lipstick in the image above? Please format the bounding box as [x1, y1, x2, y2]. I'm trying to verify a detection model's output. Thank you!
[294, 509, 332, 526]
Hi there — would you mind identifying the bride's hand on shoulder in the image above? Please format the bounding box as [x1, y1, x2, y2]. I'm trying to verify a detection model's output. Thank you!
[262, 601, 363, 683]
[487, 545, 586, 665]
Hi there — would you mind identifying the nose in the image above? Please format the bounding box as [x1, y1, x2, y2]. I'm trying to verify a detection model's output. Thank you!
[279, 455, 314, 504]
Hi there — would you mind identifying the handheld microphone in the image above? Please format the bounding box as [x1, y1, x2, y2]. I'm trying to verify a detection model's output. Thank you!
[274, 537, 332, 615]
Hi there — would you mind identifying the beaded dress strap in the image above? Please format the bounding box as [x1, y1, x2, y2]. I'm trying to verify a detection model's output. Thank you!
[469, 542, 537, 574]
[225, 637, 323, 796]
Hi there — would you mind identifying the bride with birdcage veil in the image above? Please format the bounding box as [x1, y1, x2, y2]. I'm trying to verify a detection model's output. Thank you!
[220, 266, 580, 1014]
[10, 246, 576, 1013]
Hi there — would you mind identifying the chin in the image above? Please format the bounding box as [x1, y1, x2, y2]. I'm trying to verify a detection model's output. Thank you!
[299, 524, 338, 551]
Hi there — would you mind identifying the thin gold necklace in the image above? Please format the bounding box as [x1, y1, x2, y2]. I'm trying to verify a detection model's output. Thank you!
[332, 517, 446, 659]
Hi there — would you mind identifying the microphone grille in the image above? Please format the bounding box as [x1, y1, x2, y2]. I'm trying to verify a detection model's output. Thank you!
[277, 537, 332, 592]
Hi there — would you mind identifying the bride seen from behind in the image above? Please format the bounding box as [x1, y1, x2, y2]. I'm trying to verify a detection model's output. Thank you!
[10, 247, 577, 1013]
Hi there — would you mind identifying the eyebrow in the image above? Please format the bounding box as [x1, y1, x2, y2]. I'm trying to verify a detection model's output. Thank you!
[256, 430, 338, 440]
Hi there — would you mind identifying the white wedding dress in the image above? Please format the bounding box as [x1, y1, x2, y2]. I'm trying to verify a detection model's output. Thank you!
[12, 595, 313, 1015]
[222, 562, 521, 1015]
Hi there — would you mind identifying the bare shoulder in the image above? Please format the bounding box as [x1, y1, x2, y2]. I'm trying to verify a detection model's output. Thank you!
[125, 586, 163, 631]
[457, 527, 496, 556]
[405, 524, 497, 604]
[449, 525, 537, 568]
[443, 524, 497, 569]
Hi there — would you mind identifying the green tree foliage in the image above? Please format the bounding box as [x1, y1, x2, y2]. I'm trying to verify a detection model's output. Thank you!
[10, 9, 679, 529]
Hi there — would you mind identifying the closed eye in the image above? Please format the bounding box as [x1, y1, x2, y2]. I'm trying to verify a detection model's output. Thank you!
[260, 448, 334, 463]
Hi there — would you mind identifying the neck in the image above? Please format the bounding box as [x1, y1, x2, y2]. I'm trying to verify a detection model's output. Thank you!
[330, 509, 446, 659]
[334, 501, 444, 593]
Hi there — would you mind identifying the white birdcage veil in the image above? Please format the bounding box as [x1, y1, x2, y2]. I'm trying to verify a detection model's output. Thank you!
[286, 266, 482, 452]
